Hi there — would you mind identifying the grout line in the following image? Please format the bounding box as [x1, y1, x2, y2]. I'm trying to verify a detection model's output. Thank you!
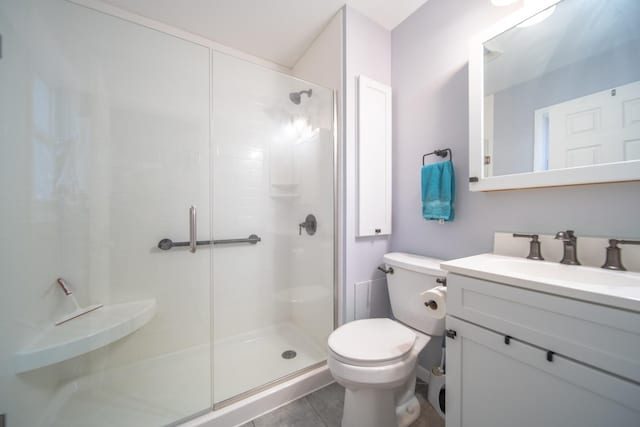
[305, 396, 329, 427]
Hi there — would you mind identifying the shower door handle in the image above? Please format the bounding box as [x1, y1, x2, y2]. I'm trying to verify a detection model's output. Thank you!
[189, 205, 197, 253]
[157, 235, 262, 250]
[157, 205, 262, 251]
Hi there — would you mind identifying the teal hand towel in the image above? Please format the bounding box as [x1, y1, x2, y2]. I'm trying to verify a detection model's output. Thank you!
[421, 160, 455, 222]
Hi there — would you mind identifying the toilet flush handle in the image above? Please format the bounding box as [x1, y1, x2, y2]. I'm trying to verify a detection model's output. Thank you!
[377, 265, 394, 274]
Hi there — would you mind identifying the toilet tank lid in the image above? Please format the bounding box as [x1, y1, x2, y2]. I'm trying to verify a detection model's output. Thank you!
[383, 252, 446, 276]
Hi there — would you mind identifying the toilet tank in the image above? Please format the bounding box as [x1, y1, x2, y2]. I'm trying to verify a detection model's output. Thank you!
[383, 252, 446, 336]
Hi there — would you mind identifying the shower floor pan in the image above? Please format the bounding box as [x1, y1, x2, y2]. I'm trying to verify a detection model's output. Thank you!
[46, 322, 326, 427]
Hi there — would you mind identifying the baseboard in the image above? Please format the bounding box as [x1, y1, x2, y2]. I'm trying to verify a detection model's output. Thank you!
[417, 365, 431, 384]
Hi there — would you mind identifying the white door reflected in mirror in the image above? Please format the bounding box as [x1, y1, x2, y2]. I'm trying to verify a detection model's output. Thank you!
[537, 81, 640, 170]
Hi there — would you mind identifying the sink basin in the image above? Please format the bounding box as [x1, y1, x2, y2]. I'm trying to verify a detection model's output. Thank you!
[483, 255, 640, 286]
[441, 254, 640, 312]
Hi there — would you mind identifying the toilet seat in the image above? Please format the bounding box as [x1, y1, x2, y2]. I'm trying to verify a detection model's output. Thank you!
[328, 318, 417, 366]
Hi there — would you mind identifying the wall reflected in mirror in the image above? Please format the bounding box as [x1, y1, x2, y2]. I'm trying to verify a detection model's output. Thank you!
[483, 0, 640, 177]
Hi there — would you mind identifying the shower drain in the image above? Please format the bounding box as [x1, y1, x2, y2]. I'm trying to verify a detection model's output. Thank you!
[281, 350, 297, 359]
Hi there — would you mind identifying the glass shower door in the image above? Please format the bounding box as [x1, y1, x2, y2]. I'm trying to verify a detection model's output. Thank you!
[211, 52, 335, 404]
[0, 1, 212, 426]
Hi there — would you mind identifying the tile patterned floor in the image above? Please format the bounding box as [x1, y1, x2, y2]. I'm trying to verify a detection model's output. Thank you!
[241, 380, 445, 427]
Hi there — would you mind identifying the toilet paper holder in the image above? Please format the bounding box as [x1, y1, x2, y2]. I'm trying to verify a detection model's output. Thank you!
[424, 278, 447, 312]
[424, 300, 439, 310]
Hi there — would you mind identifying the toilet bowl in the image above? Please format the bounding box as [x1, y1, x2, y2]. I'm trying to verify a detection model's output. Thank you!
[328, 253, 446, 427]
[328, 318, 430, 427]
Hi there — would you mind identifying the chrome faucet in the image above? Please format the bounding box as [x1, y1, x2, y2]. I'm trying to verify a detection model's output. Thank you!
[554, 230, 580, 265]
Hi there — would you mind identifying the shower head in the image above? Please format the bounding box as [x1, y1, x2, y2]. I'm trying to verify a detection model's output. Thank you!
[289, 89, 312, 105]
[289, 92, 301, 104]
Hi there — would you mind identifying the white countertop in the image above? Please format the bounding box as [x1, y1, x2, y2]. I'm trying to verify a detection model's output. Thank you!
[441, 254, 640, 313]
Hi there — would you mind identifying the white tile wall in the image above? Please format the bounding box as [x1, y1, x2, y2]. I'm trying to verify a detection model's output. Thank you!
[211, 51, 335, 351]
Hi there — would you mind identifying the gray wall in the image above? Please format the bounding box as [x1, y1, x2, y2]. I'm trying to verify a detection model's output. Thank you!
[390, 0, 640, 372]
[343, 7, 393, 323]
[492, 40, 640, 176]
[391, 0, 640, 263]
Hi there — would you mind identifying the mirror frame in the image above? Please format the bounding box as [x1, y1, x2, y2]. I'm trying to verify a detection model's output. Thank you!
[468, 0, 640, 191]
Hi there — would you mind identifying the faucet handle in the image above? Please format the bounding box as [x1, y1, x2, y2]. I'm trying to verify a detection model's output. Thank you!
[615, 239, 640, 246]
[513, 233, 538, 239]
[602, 239, 640, 271]
[513, 233, 544, 260]
[554, 230, 576, 241]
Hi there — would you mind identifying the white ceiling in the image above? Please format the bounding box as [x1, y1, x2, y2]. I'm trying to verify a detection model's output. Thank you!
[346, 0, 428, 30]
[485, 0, 640, 94]
[100, 0, 428, 68]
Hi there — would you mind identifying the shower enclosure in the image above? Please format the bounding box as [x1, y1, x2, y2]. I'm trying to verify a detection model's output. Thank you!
[0, 1, 336, 425]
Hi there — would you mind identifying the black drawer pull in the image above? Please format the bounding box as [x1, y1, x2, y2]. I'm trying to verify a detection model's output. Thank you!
[546, 351, 555, 362]
[504, 335, 511, 345]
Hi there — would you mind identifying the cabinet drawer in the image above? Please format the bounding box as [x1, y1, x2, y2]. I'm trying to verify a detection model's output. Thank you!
[445, 316, 640, 427]
[447, 273, 640, 382]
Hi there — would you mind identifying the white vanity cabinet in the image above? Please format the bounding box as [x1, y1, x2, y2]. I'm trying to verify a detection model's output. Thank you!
[443, 271, 640, 427]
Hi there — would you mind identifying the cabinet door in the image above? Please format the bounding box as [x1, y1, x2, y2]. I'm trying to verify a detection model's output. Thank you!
[446, 316, 640, 427]
[356, 76, 392, 236]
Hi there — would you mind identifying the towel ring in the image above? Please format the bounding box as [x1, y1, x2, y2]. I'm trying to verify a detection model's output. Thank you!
[423, 148, 452, 166]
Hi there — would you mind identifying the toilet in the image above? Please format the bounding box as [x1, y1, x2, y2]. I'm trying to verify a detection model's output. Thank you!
[328, 252, 446, 427]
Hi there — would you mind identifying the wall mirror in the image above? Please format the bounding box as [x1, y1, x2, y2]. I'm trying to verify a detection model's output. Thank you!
[469, 0, 640, 191]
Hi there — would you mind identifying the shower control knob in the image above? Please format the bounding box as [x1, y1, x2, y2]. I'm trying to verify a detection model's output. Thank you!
[298, 214, 317, 236]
